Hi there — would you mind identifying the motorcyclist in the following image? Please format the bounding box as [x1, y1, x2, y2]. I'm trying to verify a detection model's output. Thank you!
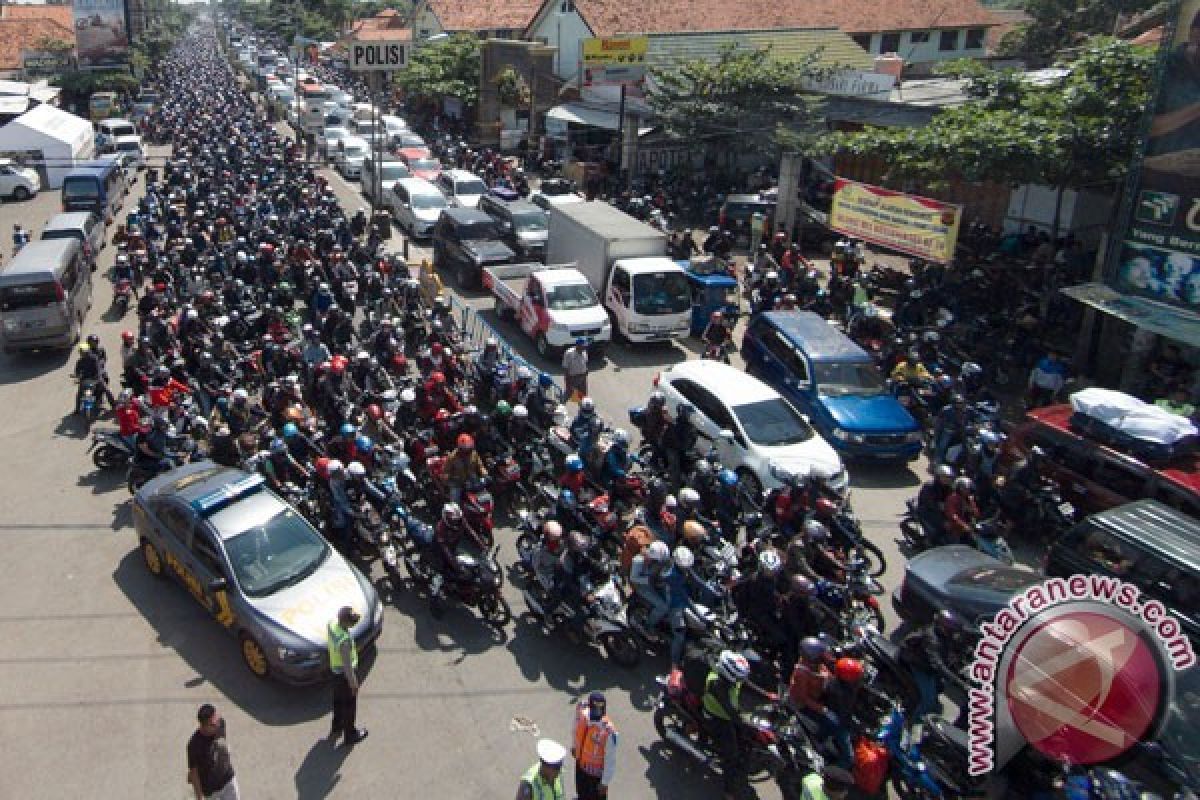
[443, 433, 486, 502]
[73, 342, 104, 414]
[787, 641, 853, 769]
[932, 393, 970, 465]
[551, 531, 608, 629]
[899, 610, 971, 720]
[701, 650, 760, 800]
[601, 428, 635, 489]
[779, 576, 835, 672]
[630, 541, 672, 641]
[113, 389, 143, 451]
[767, 470, 811, 536]
[638, 390, 671, 461]
[570, 397, 603, 461]
[789, 520, 846, 583]
[667, 403, 703, 486]
[528, 372, 559, 429]
[889, 349, 933, 386]
[430, 501, 486, 597]
[701, 311, 731, 354]
[558, 454, 588, 496]
[943, 476, 980, 545]
[135, 413, 182, 475]
[915, 464, 956, 546]
[259, 438, 309, 492]
[732, 549, 788, 657]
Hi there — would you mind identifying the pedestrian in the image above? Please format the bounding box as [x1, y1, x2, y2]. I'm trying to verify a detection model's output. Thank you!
[327, 605, 368, 746]
[186, 704, 240, 800]
[562, 338, 589, 402]
[571, 691, 617, 799]
[12, 223, 29, 256]
[516, 738, 566, 800]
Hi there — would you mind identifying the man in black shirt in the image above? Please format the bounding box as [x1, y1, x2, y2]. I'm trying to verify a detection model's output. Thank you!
[187, 704, 239, 800]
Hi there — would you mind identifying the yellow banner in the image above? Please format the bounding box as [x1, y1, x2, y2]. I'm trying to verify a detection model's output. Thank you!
[582, 36, 648, 66]
[829, 178, 962, 263]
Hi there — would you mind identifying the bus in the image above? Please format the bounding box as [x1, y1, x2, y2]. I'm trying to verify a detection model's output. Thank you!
[298, 83, 330, 133]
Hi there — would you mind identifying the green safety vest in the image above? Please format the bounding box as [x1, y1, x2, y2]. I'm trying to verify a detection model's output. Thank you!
[327, 622, 358, 672]
[702, 670, 741, 721]
[521, 762, 564, 800]
[801, 772, 829, 800]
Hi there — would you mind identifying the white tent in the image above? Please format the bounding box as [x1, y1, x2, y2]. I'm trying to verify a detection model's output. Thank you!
[0, 104, 95, 189]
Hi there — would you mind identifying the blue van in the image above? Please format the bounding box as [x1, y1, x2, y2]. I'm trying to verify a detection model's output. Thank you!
[60, 156, 126, 221]
[741, 311, 921, 461]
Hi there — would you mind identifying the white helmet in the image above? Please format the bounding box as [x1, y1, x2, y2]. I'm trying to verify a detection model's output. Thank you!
[512, 404, 529, 419]
[646, 541, 670, 562]
[516, 366, 533, 380]
[758, 548, 783, 575]
[612, 428, 629, 445]
[580, 396, 595, 412]
[716, 650, 751, 683]
[673, 546, 695, 570]
[679, 487, 700, 507]
[232, 388, 249, 402]
[347, 462, 367, 478]
[327, 459, 344, 475]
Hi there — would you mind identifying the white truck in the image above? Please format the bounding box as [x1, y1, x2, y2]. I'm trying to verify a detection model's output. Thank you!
[483, 263, 611, 358]
[546, 202, 691, 344]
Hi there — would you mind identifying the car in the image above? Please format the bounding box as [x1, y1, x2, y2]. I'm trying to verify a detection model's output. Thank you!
[317, 126, 352, 160]
[95, 118, 137, 150]
[892, 545, 1041, 627]
[349, 117, 386, 147]
[361, 159, 411, 206]
[1001, 403, 1200, 519]
[478, 195, 549, 260]
[387, 177, 447, 238]
[132, 464, 383, 684]
[742, 311, 922, 461]
[400, 153, 442, 182]
[431, 207, 515, 289]
[530, 177, 584, 213]
[718, 193, 776, 245]
[107, 134, 145, 171]
[40, 211, 105, 263]
[651, 359, 846, 497]
[335, 136, 370, 179]
[434, 168, 488, 209]
[395, 133, 431, 161]
[0, 158, 40, 201]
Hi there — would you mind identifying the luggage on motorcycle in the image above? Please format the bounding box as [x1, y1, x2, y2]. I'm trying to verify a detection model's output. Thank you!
[853, 736, 889, 794]
[619, 524, 655, 577]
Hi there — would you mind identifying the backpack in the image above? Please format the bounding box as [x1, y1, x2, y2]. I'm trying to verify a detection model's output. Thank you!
[619, 524, 655, 577]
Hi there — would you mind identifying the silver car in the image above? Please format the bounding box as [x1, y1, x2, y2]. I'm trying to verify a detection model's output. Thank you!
[133, 464, 383, 684]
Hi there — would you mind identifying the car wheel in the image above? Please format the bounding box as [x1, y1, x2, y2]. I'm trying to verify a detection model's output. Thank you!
[141, 539, 165, 578]
[239, 633, 270, 679]
[12, 186, 30, 202]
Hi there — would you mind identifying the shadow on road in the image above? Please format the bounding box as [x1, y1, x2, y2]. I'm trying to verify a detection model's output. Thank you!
[76, 466, 126, 495]
[54, 412, 91, 441]
[849, 460, 923, 491]
[639, 741, 731, 799]
[0, 349, 69, 385]
[293, 733, 351, 800]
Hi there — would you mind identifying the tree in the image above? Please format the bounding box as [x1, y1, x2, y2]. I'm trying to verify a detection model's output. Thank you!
[495, 67, 530, 108]
[998, 0, 1158, 66]
[819, 38, 1156, 236]
[396, 34, 480, 109]
[647, 44, 827, 159]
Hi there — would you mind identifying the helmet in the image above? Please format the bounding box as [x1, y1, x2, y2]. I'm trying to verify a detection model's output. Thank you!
[693, 460, 711, 477]
[431, 343, 444, 357]
[646, 541, 670, 562]
[710, 310, 723, 322]
[494, 400, 512, 417]
[347, 462, 367, 478]
[935, 464, 956, 483]
[431, 371, 446, 385]
[800, 635, 830, 662]
[121, 330, 135, 344]
[961, 361, 982, 379]
[513, 404, 529, 419]
[648, 391, 665, 407]
[758, 548, 783, 575]
[814, 497, 838, 519]
[456, 434, 474, 450]
[559, 489, 576, 509]
[327, 459, 345, 475]
[716, 650, 751, 683]
[679, 487, 700, 507]
[366, 404, 383, 421]
[568, 531, 590, 553]
[538, 372, 554, 388]
[339, 423, 356, 437]
[314, 457, 331, 479]
[118, 388, 133, 404]
[673, 546, 695, 570]
[935, 609, 967, 638]
[681, 520, 706, 544]
[612, 428, 629, 445]
[355, 435, 374, 454]
[664, 495, 677, 510]
[803, 519, 829, 541]
[790, 575, 816, 598]
[580, 397, 595, 412]
[270, 438, 287, 455]
[565, 455, 583, 473]
[232, 388, 249, 403]
[718, 468, 737, 487]
[835, 658, 865, 683]
[485, 337, 498, 349]
[77, 342, 90, 354]
[954, 476, 974, 492]
[543, 521, 564, 553]
[516, 366, 533, 380]
[282, 422, 299, 438]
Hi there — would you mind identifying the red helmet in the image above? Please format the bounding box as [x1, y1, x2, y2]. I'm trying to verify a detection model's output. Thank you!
[330, 360, 346, 376]
[314, 457, 332, 479]
[435, 409, 451, 422]
[814, 497, 838, 520]
[121, 330, 135, 344]
[431, 343, 443, 357]
[457, 434, 474, 450]
[366, 404, 383, 421]
[431, 371, 446, 385]
[391, 354, 407, 371]
[835, 658, 864, 683]
[154, 282, 167, 292]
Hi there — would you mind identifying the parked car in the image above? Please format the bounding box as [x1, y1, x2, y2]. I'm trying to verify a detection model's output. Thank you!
[478, 195, 549, 261]
[431, 208, 515, 289]
[1001, 404, 1200, 519]
[40, 211, 105, 264]
[893, 546, 1041, 627]
[742, 311, 922, 461]
[651, 359, 846, 497]
[317, 126, 352, 161]
[387, 177, 448, 239]
[395, 133, 431, 161]
[361, 159, 411, 206]
[0, 158, 40, 201]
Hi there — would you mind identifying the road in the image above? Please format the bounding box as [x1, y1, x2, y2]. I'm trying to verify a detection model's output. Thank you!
[0, 140, 921, 798]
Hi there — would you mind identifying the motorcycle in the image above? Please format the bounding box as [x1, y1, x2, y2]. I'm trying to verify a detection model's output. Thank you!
[702, 340, 734, 364]
[113, 278, 133, 315]
[76, 379, 100, 423]
[89, 428, 134, 470]
[522, 572, 641, 667]
[404, 533, 511, 627]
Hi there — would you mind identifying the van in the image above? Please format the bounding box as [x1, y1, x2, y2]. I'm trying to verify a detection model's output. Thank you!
[387, 177, 448, 238]
[0, 239, 92, 353]
[40, 212, 105, 267]
[361, 159, 411, 205]
[1046, 499, 1200, 644]
[96, 118, 137, 149]
[61, 157, 127, 221]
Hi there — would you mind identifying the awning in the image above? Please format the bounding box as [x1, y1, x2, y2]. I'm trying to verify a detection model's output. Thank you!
[1061, 282, 1200, 348]
[546, 103, 620, 130]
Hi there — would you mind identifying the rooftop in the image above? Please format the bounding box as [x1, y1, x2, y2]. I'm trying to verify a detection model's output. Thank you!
[425, 0, 544, 32]
[0, 17, 74, 71]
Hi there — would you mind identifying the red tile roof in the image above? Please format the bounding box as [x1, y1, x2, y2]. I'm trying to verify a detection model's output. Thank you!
[0, 18, 74, 71]
[1, 3, 74, 30]
[427, 0, 543, 32]
[569, 0, 995, 36]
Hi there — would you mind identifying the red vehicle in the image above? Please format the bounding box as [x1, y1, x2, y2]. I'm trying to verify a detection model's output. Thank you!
[399, 153, 441, 182]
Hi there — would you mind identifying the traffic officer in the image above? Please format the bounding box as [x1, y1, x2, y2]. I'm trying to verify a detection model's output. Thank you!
[327, 606, 368, 746]
[571, 692, 617, 799]
[516, 739, 566, 800]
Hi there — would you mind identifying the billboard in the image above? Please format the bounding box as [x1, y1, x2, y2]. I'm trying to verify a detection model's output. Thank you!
[1110, 0, 1200, 308]
[73, 0, 130, 69]
[581, 36, 648, 97]
[829, 178, 962, 263]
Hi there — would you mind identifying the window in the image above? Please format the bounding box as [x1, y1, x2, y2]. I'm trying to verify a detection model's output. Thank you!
[939, 30, 959, 51]
[909, 31, 930, 43]
[154, 502, 192, 543]
[612, 268, 632, 306]
[965, 28, 986, 49]
[850, 34, 871, 51]
[763, 330, 808, 381]
[560, 0, 575, 11]
[191, 529, 225, 576]
[1077, 527, 1141, 577]
[880, 33, 901, 53]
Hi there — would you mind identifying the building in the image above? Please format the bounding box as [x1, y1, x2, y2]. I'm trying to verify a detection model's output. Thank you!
[0, 5, 74, 81]
[523, 0, 997, 82]
[412, 0, 544, 42]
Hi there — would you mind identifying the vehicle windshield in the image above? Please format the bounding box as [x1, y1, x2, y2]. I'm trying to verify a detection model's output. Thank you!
[116, 141, 141, 152]
[326, 128, 349, 140]
[513, 209, 548, 231]
[458, 220, 500, 240]
[105, 125, 135, 137]
[224, 508, 330, 597]
[62, 178, 99, 200]
[400, 135, 426, 148]
[455, 179, 487, 197]
[632, 271, 691, 315]
[814, 361, 886, 396]
[408, 158, 439, 172]
[949, 567, 1041, 592]
[0, 282, 58, 312]
[1158, 665, 1200, 788]
[547, 283, 598, 311]
[732, 397, 815, 446]
[343, 146, 367, 159]
[411, 193, 447, 210]
[380, 164, 410, 180]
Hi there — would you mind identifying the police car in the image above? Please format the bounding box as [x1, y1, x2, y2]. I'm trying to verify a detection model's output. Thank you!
[133, 463, 383, 684]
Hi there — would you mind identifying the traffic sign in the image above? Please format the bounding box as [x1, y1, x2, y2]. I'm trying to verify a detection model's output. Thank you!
[350, 41, 409, 71]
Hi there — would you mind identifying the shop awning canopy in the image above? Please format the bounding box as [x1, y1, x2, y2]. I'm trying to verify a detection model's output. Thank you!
[1061, 282, 1200, 349]
[545, 103, 654, 134]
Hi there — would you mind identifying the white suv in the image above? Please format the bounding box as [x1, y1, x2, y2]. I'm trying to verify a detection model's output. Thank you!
[0, 158, 40, 201]
[435, 169, 487, 209]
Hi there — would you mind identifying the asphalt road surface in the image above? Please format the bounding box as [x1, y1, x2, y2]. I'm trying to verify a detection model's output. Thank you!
[0, 141, 923, 798]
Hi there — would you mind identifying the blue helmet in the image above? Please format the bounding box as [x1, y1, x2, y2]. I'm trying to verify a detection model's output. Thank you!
[718, 468, 738, 487]
[339, 422, 356, 437]
[282, 422, 299, 438]
[565, 455, 583, 472]
[355, 434, 374, 454]
[559, 489, 576, 508]
[538, 372, 554, 388]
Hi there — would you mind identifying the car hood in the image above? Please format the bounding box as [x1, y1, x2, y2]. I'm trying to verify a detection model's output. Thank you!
[545, 304, 606, 325]
[517, 229, 548, 244]
[764, 440, 845, 488]
[413, 169, 441, 181]
[457, 194, 483, 209]
[820, 393, 918, 433]
[463, 240, 515, 262]
[247, 554, 370, 646]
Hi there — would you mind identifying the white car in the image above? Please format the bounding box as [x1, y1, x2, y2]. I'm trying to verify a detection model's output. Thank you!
[335, 136, 369, 179]
[0, 158, 40, 201]
[435, 168, 487, 209]
[651, 360, 847, 497]
[388, 177, 448, 238]
[318, 126, 352, 160]
[110, 134, 146, 170]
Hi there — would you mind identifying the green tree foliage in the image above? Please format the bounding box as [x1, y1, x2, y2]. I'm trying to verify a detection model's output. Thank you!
[495, 67, 530, 108]
[998, 0, 1159, 65]
[819, 38, 1156, 232]
[396, 34, 481, 108]
[647, 44, 827, 157]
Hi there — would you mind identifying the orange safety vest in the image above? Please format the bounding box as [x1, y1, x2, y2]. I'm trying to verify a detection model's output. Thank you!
[573, 702, 616, 777]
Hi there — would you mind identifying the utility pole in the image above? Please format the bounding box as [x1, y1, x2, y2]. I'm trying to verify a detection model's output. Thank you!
[776, 150, 801, 241]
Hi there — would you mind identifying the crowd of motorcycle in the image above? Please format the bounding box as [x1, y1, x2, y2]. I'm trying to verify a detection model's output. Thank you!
[64, 22, 1184, 800]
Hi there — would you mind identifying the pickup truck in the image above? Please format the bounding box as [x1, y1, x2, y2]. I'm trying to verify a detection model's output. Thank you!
[484, 263, 611, 359]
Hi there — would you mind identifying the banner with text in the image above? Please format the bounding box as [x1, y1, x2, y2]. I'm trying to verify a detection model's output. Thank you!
[581, 36, 647, 98]
[829, 178, 962, 263]
[73, 0, 129, 69]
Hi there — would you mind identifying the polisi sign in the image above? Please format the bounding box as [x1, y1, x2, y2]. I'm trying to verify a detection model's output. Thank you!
[350, 41, 408, 71]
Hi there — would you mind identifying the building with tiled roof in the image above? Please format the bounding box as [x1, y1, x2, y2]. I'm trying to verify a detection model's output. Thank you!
[0, 17, 74, 79]
[345, 8, 412, 45]
[412, 0, 544, 42]
[0, 3, 74, 30]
